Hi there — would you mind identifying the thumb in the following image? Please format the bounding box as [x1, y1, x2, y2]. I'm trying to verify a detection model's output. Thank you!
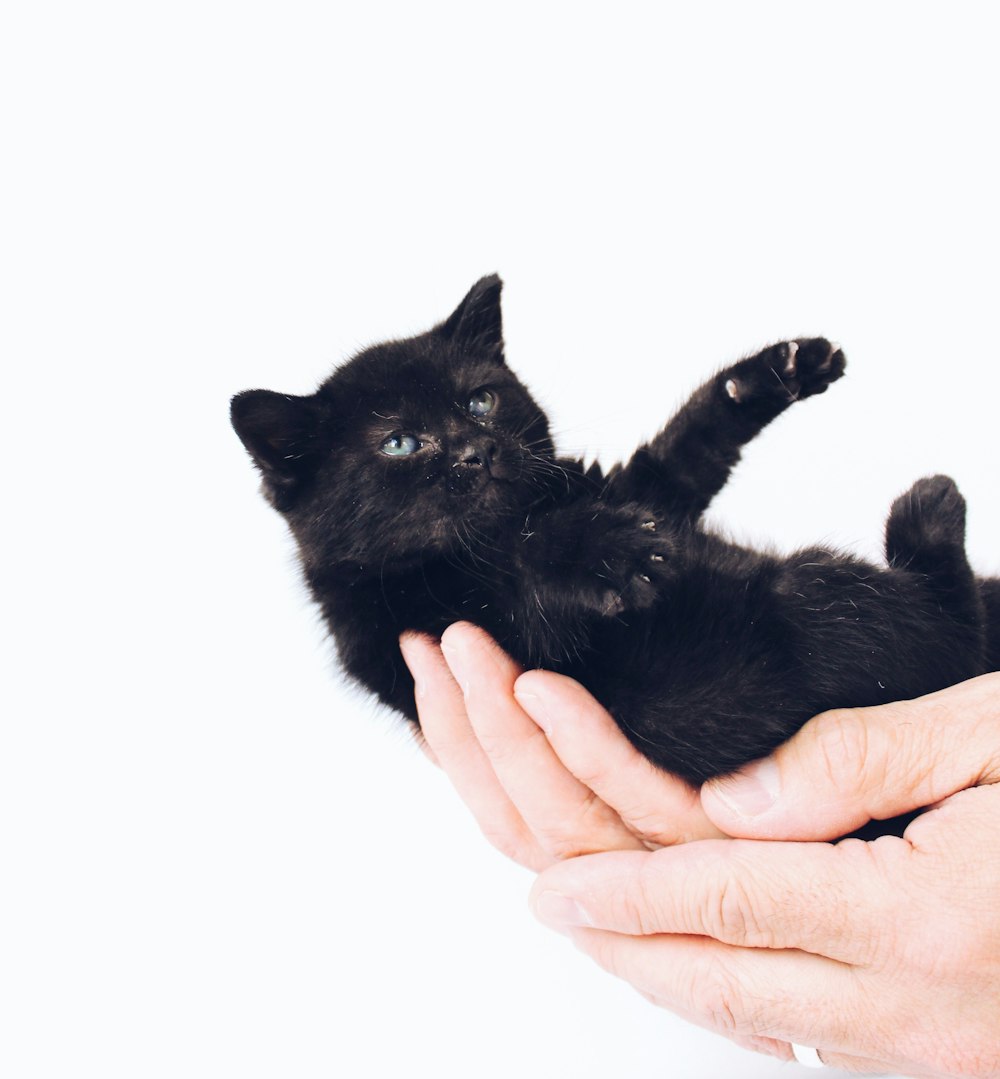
[701, 672, 1000, 840]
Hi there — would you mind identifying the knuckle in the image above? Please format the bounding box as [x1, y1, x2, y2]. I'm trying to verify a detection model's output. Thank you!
[563, 755, 605, 790]
[694, 955, 808, 1042]
[811, 708, 878, 791]
[624, 855, 677, 935]
[621, 804, 675, 845]
[535, 828, 595, 862]
[533, 829, 577, 860]
[533, 793, 632, 861]
[575, 788, 616, 831]
[709, 872, 766, 946]
[479, 825, 535, 867]
[692, 958, 746, 1036]
[620, 774, 702, 845]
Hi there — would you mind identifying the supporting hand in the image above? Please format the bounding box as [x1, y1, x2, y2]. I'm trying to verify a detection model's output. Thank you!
[530, 674, 1000, 1075]
[399, 623, 721, 872]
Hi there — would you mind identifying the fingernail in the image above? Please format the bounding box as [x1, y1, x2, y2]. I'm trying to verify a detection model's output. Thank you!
[513, 688, 552, 733]
[533, 891, 593, 931]
[708, 758, 781, 818]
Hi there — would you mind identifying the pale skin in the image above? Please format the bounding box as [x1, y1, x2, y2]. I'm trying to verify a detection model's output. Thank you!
[399, 622, 1000, 1077]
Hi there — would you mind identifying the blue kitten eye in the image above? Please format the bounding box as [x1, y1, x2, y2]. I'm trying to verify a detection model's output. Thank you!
[468, 388, 496, 417]
[380, 433, 420, 456]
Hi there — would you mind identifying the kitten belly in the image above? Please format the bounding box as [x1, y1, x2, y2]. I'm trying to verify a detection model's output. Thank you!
[526, 561, 986, 786]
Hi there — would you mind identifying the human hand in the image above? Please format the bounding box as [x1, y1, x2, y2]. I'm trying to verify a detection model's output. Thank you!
[399, 623, 722, 872]
[529, 673, 1000, 1075]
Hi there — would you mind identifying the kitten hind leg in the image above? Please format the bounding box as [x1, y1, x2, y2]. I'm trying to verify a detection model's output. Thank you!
[885, 475, 986, 650]
[886, 474, 969, 572]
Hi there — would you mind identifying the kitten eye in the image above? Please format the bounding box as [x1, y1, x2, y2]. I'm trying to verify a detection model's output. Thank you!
[467, 388, 496, 417]
[380, 433, 421, 456]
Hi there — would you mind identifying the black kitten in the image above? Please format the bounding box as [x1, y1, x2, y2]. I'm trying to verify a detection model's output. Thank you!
[232, 275, 1000, 786]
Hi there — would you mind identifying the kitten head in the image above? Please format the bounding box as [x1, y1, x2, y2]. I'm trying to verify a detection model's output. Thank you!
[231, 275, 555, 571]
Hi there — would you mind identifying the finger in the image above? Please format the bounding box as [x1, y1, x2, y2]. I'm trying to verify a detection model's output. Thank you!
[399, 632, 549, 870]
[567, 928, 867, 1055]
[575, 930, 900, 1074]
[514, 669, 724, 844]
[440, 623, 647, 859]
[530, 840, 902, 965]
[701, 671, 1000, 841]
[798, 1049, 896, 1074]
[416, 737, 439, 766]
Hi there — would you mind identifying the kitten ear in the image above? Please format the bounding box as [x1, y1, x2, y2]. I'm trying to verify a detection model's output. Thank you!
[436, 274, 505, 362]
[230, 389, 326, 505]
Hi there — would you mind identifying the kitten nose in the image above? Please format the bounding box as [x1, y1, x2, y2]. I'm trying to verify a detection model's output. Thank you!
[457, 441, 498, 471]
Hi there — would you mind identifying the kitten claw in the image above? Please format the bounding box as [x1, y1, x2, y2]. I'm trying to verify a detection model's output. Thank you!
[784, 340, 799, 376]
[590, 507, 669, 615]
[817, 341, 840, 373]
[725, 378, 740, 401]
[601, 592, 626, 617]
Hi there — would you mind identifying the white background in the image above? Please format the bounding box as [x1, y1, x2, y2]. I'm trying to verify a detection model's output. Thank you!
[3, 2, 998, 1077]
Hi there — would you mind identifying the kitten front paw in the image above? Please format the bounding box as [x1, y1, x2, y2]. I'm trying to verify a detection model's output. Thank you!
[591, 509, 672, 616]
[724, 338, 846, 407]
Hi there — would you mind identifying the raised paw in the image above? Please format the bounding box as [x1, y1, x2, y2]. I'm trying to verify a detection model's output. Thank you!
[724, 338, 846, 407]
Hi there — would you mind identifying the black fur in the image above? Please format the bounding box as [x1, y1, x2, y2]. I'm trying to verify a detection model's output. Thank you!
[232, 275, 999, 786]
